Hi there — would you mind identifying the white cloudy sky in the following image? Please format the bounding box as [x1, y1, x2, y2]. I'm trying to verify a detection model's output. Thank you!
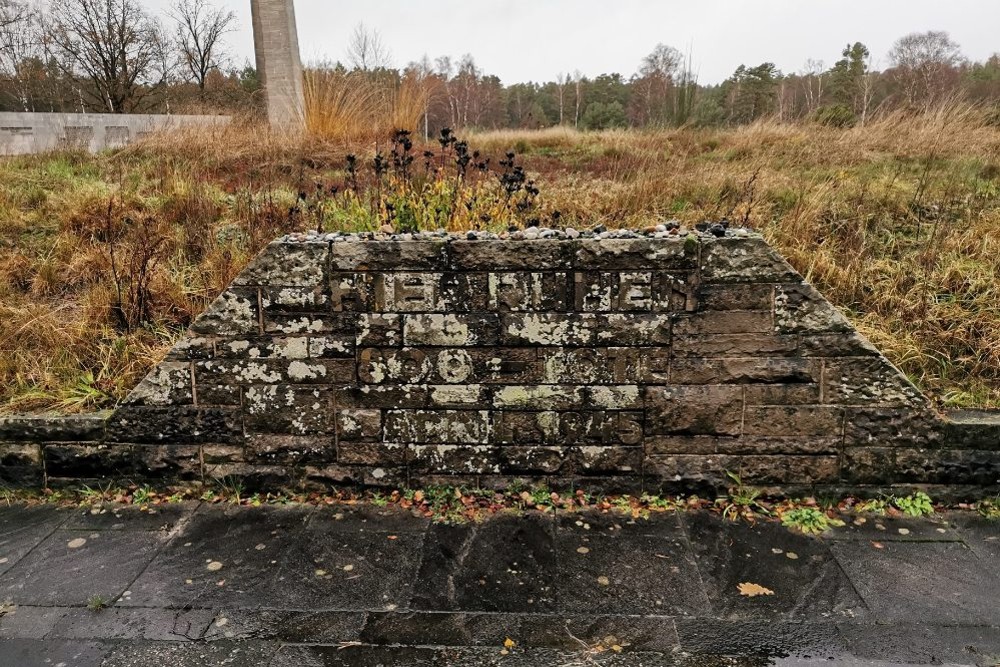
[143, 0, 1000, 84]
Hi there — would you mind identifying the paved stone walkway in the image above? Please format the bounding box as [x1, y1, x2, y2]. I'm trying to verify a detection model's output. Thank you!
[0, 502, 997, 666]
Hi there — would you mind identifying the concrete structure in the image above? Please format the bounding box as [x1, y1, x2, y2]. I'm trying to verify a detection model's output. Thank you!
[251, 0, 306, 130]
[0, 112, 230, 156]
[1, 229, 997, 496]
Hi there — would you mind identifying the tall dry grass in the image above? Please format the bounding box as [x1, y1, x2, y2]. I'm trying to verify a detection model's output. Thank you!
[1, 101, 998, 412]
[303, 65, 427, 143]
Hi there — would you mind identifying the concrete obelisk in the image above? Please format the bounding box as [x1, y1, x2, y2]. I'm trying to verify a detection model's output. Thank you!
[250, 0, 306, 130]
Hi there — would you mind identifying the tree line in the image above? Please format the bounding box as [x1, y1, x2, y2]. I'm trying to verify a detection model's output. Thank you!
[1, 0, 998, 131]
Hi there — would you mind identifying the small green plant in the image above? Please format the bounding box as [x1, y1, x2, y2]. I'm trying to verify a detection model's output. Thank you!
[856, 497, 890, 515]
[215, 476, 245, 505]
[131, 485, 154, 506]
[893, 492, 934, 517]
[371, 492, 389, 508]
[79, 483, 113, 504]
[611, 495, 634, 514]
[640, 494, 677, 511]
[720, 472, 768, 521]
[200, 489, 217, 502]
[87, 594, 107, 611]
[781, 507, 845, 535]
[976, 497, 1000, 519]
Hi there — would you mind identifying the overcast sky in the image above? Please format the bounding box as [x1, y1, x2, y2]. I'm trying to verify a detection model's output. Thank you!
[144, 0, 1000, 84]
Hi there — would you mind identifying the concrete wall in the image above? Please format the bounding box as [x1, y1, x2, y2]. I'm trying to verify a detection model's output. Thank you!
[251, 0, 305, 129]
[1, 230, 998, 496]
[0, 112, 230, 156]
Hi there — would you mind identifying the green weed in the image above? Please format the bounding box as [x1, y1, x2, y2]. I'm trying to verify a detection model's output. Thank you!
[893, 492, 935, 517]
[781, 507, 845, 535]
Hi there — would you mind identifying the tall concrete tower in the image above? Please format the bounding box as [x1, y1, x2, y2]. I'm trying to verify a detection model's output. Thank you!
[250, 0, 306, 130]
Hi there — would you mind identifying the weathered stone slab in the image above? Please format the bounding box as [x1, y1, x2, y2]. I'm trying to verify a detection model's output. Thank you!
[645, 386, 744, 437]
[489, 272, 569, 311]
[671, 358, 819, 385]
[332, 239, 450, 271]
[493, 411, 643, 446]
[244, 385, 335, 435]
[573, 238, 696, 270]
[701, 237, 799, 283]
[673, 310, 773, 335]
[234, 240, 327, 286]
[189, 288, 260, 336]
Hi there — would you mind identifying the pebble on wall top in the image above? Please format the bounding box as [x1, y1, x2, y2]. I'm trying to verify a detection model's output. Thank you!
[108, 226, 941, 490]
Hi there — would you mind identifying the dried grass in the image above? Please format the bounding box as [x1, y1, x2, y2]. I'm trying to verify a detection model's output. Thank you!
[1, 100, 998, 411]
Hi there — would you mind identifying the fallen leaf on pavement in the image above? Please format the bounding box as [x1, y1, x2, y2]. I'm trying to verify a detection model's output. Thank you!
[737, 582, 774, 597]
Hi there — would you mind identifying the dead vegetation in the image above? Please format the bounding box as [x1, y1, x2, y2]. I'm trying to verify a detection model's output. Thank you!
[1, 102, 998, 412]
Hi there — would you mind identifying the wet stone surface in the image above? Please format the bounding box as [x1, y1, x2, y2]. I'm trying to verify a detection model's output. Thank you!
[0, 503, 998, 666]
[0, 504, 68, 576]
[0, 528, 166, 606]
[683, 512, 869, 621]
[829, 540, 1000, 625]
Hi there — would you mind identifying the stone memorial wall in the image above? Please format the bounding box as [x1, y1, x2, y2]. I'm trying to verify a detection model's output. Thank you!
[1, 230, 998, 495]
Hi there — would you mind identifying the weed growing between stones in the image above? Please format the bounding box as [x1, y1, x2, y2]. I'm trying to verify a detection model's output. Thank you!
[716, 472, 771, 522]
[978, 497, 1000, 519]
[779, 507, 846, 535]
[892, 491, 936, 517]
[86, 594, 107, 612]
[1, 482, 987, 532]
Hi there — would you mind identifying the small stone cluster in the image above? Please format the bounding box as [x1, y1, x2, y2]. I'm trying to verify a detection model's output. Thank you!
[1, 230, 997, 494]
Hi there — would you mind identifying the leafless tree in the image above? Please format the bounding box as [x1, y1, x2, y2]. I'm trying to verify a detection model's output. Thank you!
[800, 59, 825, 112]
[346, 22, 390, 72]
[555, 72, 569, 125]
[858, 55, 878, 126]
[0, 3, 41, 110]
[889, 30, 964, 107]
[573, 70, 583, 129]
[170, 0, 234, 96]
[634, 43, 682, 125]
[45, 0, 165, 113]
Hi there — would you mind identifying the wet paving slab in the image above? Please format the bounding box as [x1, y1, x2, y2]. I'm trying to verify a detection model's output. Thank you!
[0, 528, 167, 606]
[554, 510, 709, 615]
[836, 623, 1000, 666]
[682, 512, 869, 621]
[120, 505, 315, 608]
[0, 504, 69, 576]
[411, 512, 558, 613]
[0, 503, 998, 665]
[830, 540, 1000, 625]
[946, 512, 1000, 562]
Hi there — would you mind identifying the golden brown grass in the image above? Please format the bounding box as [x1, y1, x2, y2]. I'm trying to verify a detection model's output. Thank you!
[1, 102, 998, 412]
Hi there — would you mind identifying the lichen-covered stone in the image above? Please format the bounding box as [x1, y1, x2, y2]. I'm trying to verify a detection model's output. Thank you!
[384, 410, 490, 445]
[701, 237, 799, 283]
[403, 314, 499, 346]
[244, 385, 335, 435]
[824, 357, 926, 407]
[122, 362, 193, 406]
[774, 284, 852, 333]
[234, 240, 327, 287]
[189, 288, 259, 336]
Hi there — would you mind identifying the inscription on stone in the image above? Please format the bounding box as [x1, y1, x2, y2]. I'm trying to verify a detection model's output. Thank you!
[108, 232, 944, 491]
